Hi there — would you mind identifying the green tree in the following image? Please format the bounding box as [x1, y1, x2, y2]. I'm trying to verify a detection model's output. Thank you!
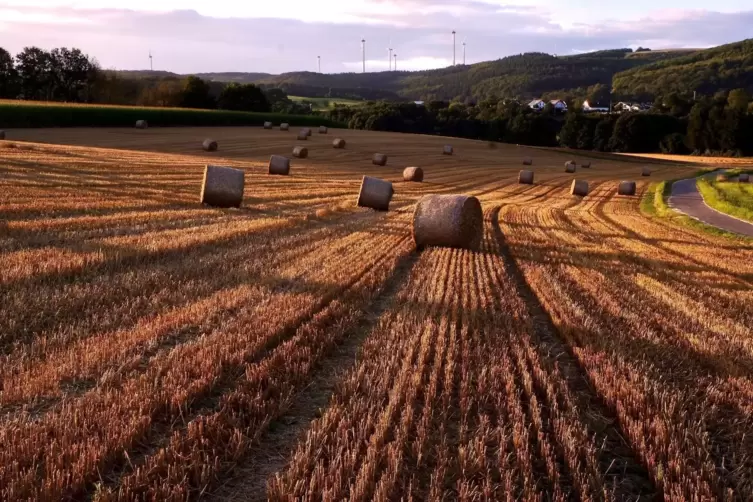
[217, 83, 270, 112]
[0, 47, 18, 98]
[727, 88, 750, 112]
[15, 47, 53, 100]
[49, 47, 99, 102]
[180, 76, 215, 109]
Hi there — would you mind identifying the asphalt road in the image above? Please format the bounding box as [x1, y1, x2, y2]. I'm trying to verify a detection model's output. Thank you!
[668, 174, 753, 237]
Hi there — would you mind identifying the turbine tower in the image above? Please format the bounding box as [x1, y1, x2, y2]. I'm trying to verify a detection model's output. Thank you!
[149, 50, 153, 71]
[388, 47, 393, 71]
[452, 30, 456, 66]
[361, 38, 366, 73]
[317, 55, 321, 73]
[394, 53, 397, 71]
[462, 39, 466, 65]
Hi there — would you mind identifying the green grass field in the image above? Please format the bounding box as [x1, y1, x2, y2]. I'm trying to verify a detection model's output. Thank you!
[288, 96, 365, 111]
[697, 173, 753, 223]
[0, 99, 345, 129]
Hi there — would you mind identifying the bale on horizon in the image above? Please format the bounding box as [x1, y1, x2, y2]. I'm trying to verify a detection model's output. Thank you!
[443, 145, 454, 155]
[200, 165, 244, 207]
[618, 181, 637, 196]
[304, 128, 312, 137]
[263, 122, 273, 129]
[319, 126, 328, 134]
[523, 158, 533, 166]
[581, 161, 591, 168]
[135, 120, 148, 129]
[519, 170, 534, 185]
[739, 173, 750, 183]
[413, 194, 483, 251]
[280, 123, 290, 131]
[565, 162, 576, 173]
[403, 167, 424, 182]
[292, 146, 308, 159]
[297, 130, 308, 140]
[269, 155, 291, 175]
[333, 138, 346, 149]
[357, 176, 393, 211]
[571, 179, 589, 196]
[202, 139, 218, 152]
[642, 167, 652, 176]
[373, 153, 388, 166]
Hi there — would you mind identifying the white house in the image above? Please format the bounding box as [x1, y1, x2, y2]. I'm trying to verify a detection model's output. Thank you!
[582, 100, 610, 113]
[528, 99, 546, 110]
[549, 100, 568, 111]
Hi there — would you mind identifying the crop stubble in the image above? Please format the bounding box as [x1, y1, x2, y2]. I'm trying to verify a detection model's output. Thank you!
[1, 128, 752, 500]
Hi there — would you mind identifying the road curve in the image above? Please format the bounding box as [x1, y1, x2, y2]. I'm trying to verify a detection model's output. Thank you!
[668, 175, 753, 237]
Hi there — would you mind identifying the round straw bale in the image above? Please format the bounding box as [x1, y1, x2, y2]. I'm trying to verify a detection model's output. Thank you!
[443, 145, 454, 155]
[263, 121, 273, 129]
[519, 170, 534, 185]
[403, 166, 424, 182]
[372, 153, 388, 166]
[523, 158, 533, 166]
[716, 173, 730, 182]
[297, 130, 308, 140]
[581, 161, 591, 168]
[413, 194, 483, 251]
[269, 155, 291, 175]
[641, 167, 652, 176]
[357, 176, 394, 211]
[303, 128, 312, 137]
[319, 126, 328, 134]
[570, 179, 589, 196]
[202, 139, 218, 152]
[280, 123, 290, 131]
[739, 173, 750, 183]
[618, 181, 637, 196]
[0, 130, 5, 140]
[292, 146, 308, 159]
[333, 138, 346, 149]
[200, 165, 244, 207]
[565, 162, 576, 173]
[135, 120, 148, 129]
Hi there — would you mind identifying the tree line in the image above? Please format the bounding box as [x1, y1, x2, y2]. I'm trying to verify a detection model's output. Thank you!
[329, 89, 753, 156]
[0, 46, 309, 115]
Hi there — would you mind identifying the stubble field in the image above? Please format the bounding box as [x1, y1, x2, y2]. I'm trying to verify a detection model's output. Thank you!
[2, 127, 753, 501]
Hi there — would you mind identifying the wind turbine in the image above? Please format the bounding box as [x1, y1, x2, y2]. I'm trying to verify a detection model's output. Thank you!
[149, 49, 153, 71]
[361, 38, 366, 73]
[317, 55, 321, 73]
[462, 38, 466, 65]
[388, 37, 393, 72]
[394, 53, 397, 71]
[452, 30, 456, 65]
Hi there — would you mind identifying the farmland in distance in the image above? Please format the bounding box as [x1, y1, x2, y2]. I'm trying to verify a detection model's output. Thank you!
[1, 127, 753, 501]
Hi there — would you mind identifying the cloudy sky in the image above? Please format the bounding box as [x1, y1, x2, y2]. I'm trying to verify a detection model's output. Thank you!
[0, 1, 751, 74]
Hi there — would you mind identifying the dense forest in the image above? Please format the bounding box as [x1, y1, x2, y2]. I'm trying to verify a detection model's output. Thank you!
[613, 39, 753, 101]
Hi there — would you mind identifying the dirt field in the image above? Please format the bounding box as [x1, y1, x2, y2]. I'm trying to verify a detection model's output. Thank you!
[2, 127, 753, 501]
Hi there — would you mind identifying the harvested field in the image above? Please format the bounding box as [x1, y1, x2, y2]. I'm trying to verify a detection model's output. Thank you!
[2, 127, 753, 501]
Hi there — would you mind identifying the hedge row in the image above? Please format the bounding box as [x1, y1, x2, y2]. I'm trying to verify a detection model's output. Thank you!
[0, 103, 345, 129]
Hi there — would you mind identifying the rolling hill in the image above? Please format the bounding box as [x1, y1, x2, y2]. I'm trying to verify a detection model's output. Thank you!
[612, 39, 753, 100]
[114, 40, 753, 103]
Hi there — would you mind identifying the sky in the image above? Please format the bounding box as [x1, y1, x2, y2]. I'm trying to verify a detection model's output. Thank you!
[0, 1, 751, 74]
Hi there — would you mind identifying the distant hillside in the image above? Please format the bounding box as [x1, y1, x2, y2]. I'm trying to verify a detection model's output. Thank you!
[194, 72, 273, 83]
[253, 49, 689, 102]
[613, 39, 753, 100]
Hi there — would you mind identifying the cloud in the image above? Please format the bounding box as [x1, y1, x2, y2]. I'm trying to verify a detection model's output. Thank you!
[0, 3, 750, 73]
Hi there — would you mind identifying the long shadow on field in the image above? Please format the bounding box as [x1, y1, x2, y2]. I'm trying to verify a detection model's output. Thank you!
[203, 251, 420, 502]
[489, 206, 657, 500]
